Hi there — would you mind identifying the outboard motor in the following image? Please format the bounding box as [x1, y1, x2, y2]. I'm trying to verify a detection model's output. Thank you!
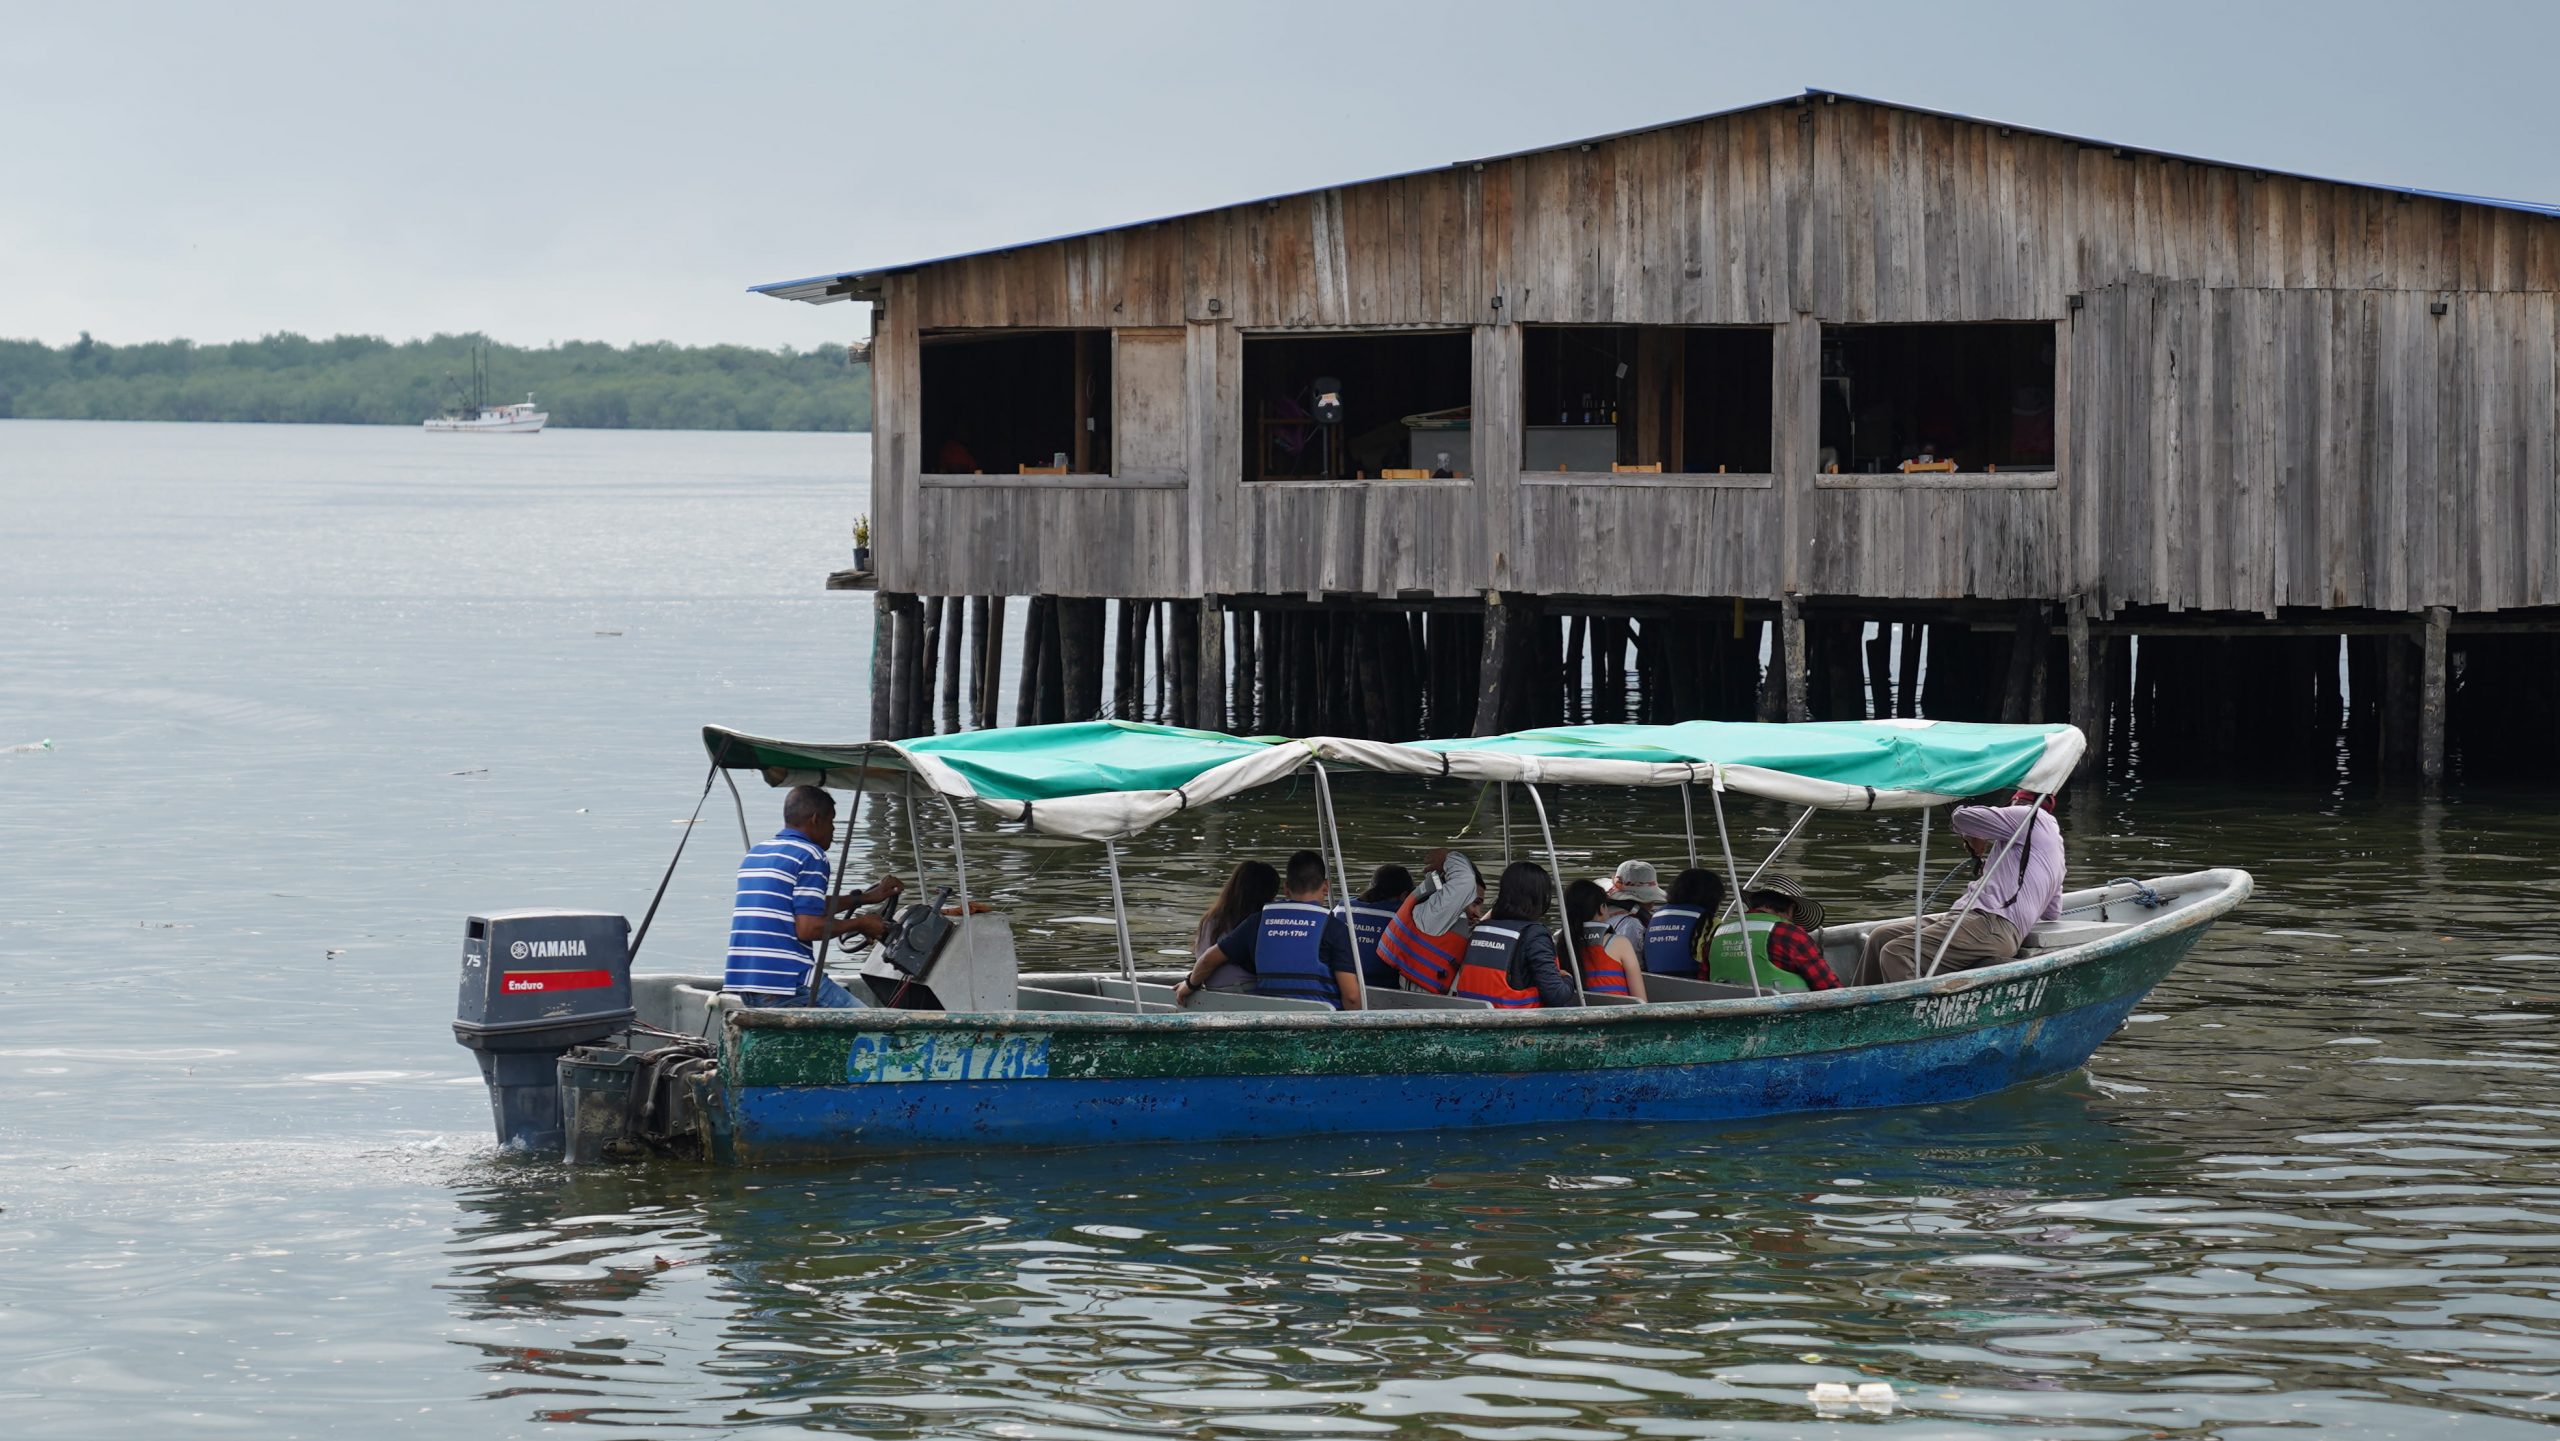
[452, 910, 634, 1155]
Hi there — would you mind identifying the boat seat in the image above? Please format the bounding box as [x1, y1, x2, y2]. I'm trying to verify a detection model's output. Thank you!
[1366, 989, 1492, 1011]
[1094, 979, 1330, 1013]
[1583, 992, 1642, 1006]
[2020, 919, 2131, 951]
[1642, 975, 1765, 1002]
[1016, 985, 1177, 1014]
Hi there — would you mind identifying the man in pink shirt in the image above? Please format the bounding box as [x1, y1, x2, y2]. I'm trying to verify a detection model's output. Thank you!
[1857, 792, 2064, 985]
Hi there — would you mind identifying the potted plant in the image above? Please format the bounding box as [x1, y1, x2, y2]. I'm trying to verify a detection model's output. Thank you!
[852, 513, 872, 572]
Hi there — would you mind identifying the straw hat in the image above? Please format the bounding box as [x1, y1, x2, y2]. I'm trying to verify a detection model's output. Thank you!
[1413, 850, 1479, 934]
[1741, 872, 1826, 932]
[1603, 860, 1667, 906]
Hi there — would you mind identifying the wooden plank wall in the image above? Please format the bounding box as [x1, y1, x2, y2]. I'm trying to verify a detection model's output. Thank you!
[870, 97, 2560, 611]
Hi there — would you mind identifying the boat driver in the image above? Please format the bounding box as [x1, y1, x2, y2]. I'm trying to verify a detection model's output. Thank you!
[722, 784, 904, 1008]
[1175, 849, 1364, 1010]
[1855, 790, 2064, 985]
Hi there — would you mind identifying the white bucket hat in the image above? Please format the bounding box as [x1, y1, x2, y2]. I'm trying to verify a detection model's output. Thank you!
[1603, 860, 1667, 906]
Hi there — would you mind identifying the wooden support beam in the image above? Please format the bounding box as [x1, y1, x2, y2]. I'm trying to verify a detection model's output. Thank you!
[2067, 599, 2099, 776]
[1898, 622, 1925, 719]
[1195, 597, 1227, 732]
[1563, 615, 1588, 725]
[963, 597, 990, 731]
[1058, 597, 1107, 721]
[1232, 608, 1258, 734]
[978, 596, 1006, 730]
[1473, 592, 1513, 736]
[1035, 596, 1066, 725]
[1013, 597, 1046, 727]
[926, 593, 957, 737]
[1112, 600, 1140, 720]
[1781, 595, 1808, 723]
[2420, 605, 2450, 790]
[870, 591, 897, 740]
[886, 592, 924, 740]
[1863, 625, 1892, 720]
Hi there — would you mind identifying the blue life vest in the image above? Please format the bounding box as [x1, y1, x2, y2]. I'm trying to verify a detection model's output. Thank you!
[1251, 900, 1341, 1007]
[1345, 900, 1399, 986]
[1643, 904, 1707, 976]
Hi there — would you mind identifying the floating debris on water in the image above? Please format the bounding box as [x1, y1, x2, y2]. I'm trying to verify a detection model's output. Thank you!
[4, 739, 53, 754]
[1808, 1381, 1896, 1415]
[447, 768, 488, 777]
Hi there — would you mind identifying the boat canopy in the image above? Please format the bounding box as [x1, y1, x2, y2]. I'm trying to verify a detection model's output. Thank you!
[702, 717, 2081, 843]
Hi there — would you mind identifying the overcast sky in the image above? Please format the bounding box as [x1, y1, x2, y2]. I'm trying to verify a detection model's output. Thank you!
[6, 1, 2555, 352]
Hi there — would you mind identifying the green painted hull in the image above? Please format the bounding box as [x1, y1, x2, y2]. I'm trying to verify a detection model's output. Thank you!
[713, 870, 2248, 1163]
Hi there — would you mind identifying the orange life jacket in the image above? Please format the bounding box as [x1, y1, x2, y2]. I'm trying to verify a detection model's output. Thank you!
[1577, 921, 1632, 996]
[1452, 921, 1544, 1008]
[1378, 893, 1469, 993]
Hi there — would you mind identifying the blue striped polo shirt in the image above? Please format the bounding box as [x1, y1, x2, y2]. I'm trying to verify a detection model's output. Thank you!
[723, 827, 831, 996]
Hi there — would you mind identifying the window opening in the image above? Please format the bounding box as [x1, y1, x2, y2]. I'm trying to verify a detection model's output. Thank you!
[921, 330, 1112, 475]
[1521, 326, 1773, 473]
[1241, 331, 1472, 481]
[1818, 324, 2055, 474]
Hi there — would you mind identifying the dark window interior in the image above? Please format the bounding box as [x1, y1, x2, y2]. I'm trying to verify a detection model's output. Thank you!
[1819, 323, 2056, 474]
[1241, 332, 1472, 480]
[920, 330, 1111, 475]
[1521, 326, 1773, 473]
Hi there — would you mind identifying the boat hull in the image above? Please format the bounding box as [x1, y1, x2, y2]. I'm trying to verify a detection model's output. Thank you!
[714, 870, 2241, 1162]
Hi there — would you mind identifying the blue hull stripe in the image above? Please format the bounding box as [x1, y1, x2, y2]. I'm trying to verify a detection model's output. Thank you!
[730, 989, 2145, 1159]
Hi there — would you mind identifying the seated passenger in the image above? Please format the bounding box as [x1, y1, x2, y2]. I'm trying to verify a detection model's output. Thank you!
[1192, 859, 1280, 992]
[1453, 861, 1580, 1008]
[1174, 850, 1363, 1010]
[1565, 878, 1647, 1001]
[1604, 860, 1667, 924]
[1346, 864, 1414, 990]
[1377, 849, 1480, 994]
[1706, 873, 1843, 993]
[1643, 867, 1726, 978]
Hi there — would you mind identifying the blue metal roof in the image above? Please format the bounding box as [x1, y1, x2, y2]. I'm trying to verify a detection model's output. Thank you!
[754, 88, 2560, 305]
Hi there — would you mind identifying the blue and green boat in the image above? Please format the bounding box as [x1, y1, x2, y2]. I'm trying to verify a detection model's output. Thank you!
[451, 718, 2249, 1165]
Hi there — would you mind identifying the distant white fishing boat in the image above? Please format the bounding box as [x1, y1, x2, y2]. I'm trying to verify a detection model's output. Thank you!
[425, 345, 547, 433]
[425, 394, 547, 434]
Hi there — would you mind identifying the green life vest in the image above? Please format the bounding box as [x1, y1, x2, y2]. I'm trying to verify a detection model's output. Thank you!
[1705, 915, 1810, 993]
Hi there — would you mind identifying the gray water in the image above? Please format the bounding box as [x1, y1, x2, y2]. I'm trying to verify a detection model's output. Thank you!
[6, 419, 2560, 1439]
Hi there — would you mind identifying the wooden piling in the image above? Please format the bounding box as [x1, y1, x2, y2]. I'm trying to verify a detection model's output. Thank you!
[1195, 597, 1227, 732]
[2066, 601, 2098, 774]
[886, 592, 924, 740]
[1057, 598, 1106, 721]
[2420, 605, 2450, 790]
[1232, 609, 1259, 733]
[976, 596, 1005, 730]
[1779, 596, 1808, 723]
[869, 592, 897, 740]
[1473, 592, 1513, 736]
[917, 597, 944, 736]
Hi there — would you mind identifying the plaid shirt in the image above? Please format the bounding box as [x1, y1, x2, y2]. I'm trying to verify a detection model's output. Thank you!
[1763, 919, 1844, 991]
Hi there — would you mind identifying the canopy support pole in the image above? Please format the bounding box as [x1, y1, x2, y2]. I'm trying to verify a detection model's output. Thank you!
[936, 789, 980, 970]
[1499, 782, 1514, 864]
[809, 748, 872, 1006]
[1924, 792, 2045, 978]
[721, 768, 752, 850]
[1104, 840, 1142, 1013]
[1308, 761, 1366, 1009]
[902, 774, 929, 893]
[1678, 781, 1699, 869]
[1912, 807, 1931, 944]
[1520, 783, 1585, 1006]
[1745, 807, 1818, 889]
[1706, 770, 1763, 998]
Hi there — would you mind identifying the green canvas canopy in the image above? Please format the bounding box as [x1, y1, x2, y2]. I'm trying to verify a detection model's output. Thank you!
[703, 717, 2083, 841]
[1360, 718, 2082, 811]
